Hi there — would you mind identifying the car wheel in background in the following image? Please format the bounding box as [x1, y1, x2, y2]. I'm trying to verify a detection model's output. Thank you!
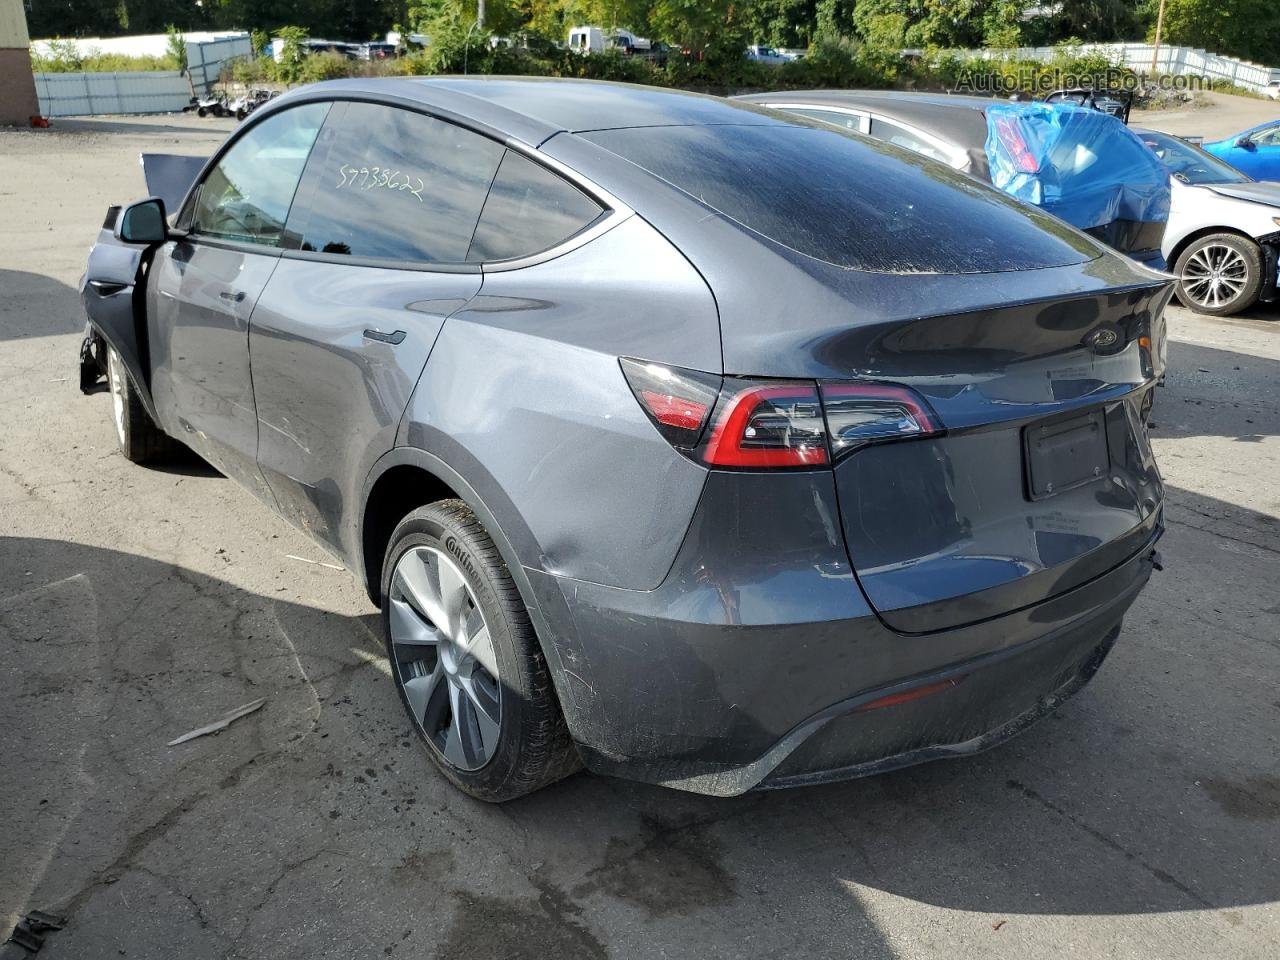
[1174, 233, 1263, 316]
[105, 347, 181, 463]
[380, 500, 580, 801]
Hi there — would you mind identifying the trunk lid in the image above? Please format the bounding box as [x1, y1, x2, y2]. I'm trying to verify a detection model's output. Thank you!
[828, 284, 1170, 633]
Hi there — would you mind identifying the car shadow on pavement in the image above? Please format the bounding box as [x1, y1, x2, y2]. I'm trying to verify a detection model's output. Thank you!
[2, 503, 1277, 959]
[1155, 337, 1278, 441]
[0, 270, 84, 342]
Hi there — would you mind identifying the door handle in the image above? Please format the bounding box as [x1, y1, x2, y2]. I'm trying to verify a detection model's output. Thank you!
[363, 328, 406, 345]
[88, 280, 128, 296]
[219, 290, 246, 303]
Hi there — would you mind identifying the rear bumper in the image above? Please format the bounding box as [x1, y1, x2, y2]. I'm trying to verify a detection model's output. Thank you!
[761, 614, 1120, 790]
[528, 469, 1161, 796]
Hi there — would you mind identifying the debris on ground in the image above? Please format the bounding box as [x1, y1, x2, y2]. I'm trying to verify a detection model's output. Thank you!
[167, 698, 267, 746]
[4, 910, 66, 954]
[284, 554, 344, 571]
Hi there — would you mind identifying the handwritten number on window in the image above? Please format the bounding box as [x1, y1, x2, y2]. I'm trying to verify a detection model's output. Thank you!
[333, 163, 423, 202]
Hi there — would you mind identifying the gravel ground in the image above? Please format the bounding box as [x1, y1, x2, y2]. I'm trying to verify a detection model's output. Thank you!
[1138, 91, 1280, 139]
[1, 107, 1278, 960]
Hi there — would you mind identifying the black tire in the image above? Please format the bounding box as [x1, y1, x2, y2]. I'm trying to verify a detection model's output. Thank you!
[105, 347, 181, 464]
[380, 500, 579, 801]
[197, 106, 207, 118]
[1173, 233, 1263, 317]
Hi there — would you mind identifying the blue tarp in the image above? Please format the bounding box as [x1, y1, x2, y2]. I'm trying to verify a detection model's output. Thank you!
[985, 102, 1170, 231]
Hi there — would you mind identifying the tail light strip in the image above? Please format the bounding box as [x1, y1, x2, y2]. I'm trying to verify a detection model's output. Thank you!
[621, 358, 941, 470]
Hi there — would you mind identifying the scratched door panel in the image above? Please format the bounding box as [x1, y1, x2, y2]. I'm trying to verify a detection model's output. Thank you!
[249, 100, 502, 561]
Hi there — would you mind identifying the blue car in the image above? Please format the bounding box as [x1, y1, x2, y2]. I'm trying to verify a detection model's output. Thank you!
[1202, 119, 1280, 180]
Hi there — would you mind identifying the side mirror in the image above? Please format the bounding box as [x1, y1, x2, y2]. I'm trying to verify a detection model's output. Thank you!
[115, 197, 168, 245]
[1235, 136, 1255, 150]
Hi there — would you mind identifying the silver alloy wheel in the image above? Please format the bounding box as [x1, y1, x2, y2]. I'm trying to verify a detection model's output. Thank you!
[106, 348, 127, 446]
[1181, 242, 1250, 309]
[389, 545, 502, 770]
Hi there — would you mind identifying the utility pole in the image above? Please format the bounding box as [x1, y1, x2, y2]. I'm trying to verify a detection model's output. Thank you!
[1150, 0, 1167, 76]
[477, 0, 486, 30]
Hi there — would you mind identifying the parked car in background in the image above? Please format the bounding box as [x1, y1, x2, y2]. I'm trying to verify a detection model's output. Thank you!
[568, 25, 660, 60]
[305, 39, 360, 59]
[746, 45, 791, 65]
[359, 42, 398, 60]
[737, 90, 1171, 268]
[1043, 87, 1132, 123]
[1202, 120, 1280, 181]
[81, 78, 1169, 802]
[1137, 128, 1280, 315]
[1265, 80, 1280, 101]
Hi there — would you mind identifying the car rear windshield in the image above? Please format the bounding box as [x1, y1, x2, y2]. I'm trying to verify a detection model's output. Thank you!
[580, 124, 1098, 274]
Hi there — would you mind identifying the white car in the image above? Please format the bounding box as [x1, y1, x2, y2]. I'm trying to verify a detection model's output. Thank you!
[1138, 128, 1280, 316]
[745, 45, 791, 65]
[1266, 80, 1280, 100]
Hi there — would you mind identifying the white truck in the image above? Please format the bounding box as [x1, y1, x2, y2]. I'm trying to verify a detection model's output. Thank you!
[568, 26, 655, 57]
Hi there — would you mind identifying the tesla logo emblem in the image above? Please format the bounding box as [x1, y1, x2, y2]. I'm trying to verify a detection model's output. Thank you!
[1084, 324, 1122, 352]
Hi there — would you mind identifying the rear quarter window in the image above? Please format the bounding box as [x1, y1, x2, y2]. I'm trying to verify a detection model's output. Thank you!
[782, 107, 866, 134]
[467, 151, 604, 262]
[582, 124, 1099, 274]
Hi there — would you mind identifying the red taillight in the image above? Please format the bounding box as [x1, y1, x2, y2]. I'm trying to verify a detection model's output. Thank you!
[994, 115, 1040, 174]
[701, 383, 828, 468]
[639, 389, 708, 432]
[620, 357, 721, 447]
[622, 359, 940, 470]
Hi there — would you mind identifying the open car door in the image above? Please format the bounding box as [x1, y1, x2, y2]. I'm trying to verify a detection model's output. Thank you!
[79, 200, 167, 423]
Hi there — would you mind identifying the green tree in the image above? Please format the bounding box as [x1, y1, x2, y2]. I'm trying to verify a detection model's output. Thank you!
[982, 0, 1024, 48]
[853, 0, 991, 50]
[650, 0, 739, 56]
[1155, 0, 1280, 65]
[1052, 0, 1142, 42]
[274, 24, 310, 82]
[741, 0, 816, 47]
[166, 24, 189, 71]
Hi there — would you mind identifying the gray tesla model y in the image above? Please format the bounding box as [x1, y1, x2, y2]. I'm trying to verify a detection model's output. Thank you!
[80, 78, 1171, 800]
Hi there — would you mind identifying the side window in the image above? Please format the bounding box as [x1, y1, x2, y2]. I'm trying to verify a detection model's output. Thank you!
[1251, 124, 1280, 146]
[290, 102, 504, 262]
[869, 116, 961, 167]
[190, 103, 329, 246]
[785, 107, 867, 134]
[467, 151, 604, 262]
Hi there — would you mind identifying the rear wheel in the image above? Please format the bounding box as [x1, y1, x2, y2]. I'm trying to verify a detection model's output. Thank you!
[106, 347, 180, 463]
[381, 500, 579, 801]
[1174, 233, 1263, 316]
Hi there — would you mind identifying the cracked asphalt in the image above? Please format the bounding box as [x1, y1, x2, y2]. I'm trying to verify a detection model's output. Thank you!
[2, 106, 1279, 960]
